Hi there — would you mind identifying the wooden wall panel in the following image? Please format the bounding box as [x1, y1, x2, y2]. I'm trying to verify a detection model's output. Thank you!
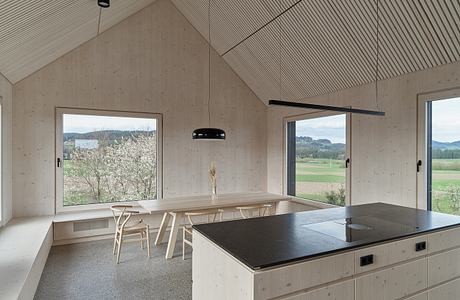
[0, 73, 13, 226]
[12, 0, 267, 217]
[267, 61, 460, 208]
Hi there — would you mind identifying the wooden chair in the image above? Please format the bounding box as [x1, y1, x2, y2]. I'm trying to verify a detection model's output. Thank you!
[182, 209, 224, 260]
[236, 203, 274, 219]
[111, 205, 151, 264]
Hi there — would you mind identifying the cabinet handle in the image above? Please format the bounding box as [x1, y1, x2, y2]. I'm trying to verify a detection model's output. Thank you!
[415, 241, 427, 252]
[360, 254, 374, 266]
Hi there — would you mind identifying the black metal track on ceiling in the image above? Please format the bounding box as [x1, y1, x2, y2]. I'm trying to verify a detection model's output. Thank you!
[269, 100, 385, 116]
[221, 0, 304, 56]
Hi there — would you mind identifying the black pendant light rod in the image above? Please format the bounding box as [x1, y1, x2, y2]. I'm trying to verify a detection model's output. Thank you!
[221, 0, 303, 56]
[269, 100, 385, 116]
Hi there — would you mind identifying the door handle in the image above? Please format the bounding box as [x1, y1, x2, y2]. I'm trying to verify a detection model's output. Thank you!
[57, 158, 62, 168]
[417, 160, 422, 172]
[345, 158, 350, 168]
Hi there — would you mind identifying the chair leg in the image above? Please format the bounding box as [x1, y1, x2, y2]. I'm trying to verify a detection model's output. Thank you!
[182, 228, 185, 260]
[116, 233, 123, 264]
[146, 226, 151, 258]
[140, 232, 144, 249]
[113, 231, 118, 255]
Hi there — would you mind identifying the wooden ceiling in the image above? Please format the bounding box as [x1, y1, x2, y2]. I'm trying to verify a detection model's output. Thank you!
[0, 0, 157, 83]
[172, 0, 460, 103]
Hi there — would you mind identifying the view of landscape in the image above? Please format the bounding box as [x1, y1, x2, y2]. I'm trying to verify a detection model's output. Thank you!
[430, 98, 460, 216]
[62, 114, 158, 206]
[293, 115, 346, 206]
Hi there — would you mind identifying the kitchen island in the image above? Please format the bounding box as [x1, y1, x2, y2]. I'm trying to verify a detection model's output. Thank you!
[192, 203, 460, 300]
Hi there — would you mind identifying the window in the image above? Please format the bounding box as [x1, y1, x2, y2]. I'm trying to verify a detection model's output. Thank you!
[56, 108, 162, 212]
[418, 90, 460, 215]
[286, 113, 350, 206]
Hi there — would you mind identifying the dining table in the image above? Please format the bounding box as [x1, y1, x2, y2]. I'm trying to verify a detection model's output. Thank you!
[137, 192, 291, 259]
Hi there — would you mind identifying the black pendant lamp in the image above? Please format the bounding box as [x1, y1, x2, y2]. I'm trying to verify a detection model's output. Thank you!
[192, 0, 226, 141]
[98, 0, 110, 8]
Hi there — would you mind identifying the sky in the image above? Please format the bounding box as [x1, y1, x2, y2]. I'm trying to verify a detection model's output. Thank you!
[432, 97, 460, 142]
[63, 114, 156, 133]
[296, 114, 346, 143]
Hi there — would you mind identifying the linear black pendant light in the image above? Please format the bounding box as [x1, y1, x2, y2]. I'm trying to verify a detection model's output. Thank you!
[192, 0, 226, 140]
[268, 0, 385, 117]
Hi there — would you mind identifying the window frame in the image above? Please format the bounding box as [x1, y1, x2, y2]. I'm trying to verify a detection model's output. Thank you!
[283, 110, 352, 207]
[55, 107, 163, 213]
[0, 97, 2, 226]
[416, 87, 460, 211]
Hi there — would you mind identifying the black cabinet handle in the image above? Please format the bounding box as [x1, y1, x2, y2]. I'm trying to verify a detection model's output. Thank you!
[415, 241, 427, 252]
[360, 254, 374, 266]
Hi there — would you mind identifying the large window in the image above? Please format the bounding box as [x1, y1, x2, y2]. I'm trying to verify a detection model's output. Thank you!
[418, 90, 460, 215]
[56, 108, 162, 212]
[286, 113, 350, 206]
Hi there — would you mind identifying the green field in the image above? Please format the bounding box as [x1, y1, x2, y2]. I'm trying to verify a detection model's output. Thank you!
[295, 158, 460, 214]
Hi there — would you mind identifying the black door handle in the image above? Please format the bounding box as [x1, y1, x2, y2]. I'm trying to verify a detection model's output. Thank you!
[417, 160, 422, 172]
[57, 158, 62, 168]
[346, 158, 350, 168]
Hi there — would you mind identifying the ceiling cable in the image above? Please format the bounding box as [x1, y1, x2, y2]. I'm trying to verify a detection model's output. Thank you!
[208, 0, 212, 127]
[375, 0, 381, 111]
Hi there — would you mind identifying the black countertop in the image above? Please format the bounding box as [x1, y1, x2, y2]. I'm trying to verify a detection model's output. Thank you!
[193, 203, 460, 270]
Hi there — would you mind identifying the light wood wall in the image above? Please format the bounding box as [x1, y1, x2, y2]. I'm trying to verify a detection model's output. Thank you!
[267, 61, 460, 208]
[0, 73, 12, 225]
[12, 0, 267, 217]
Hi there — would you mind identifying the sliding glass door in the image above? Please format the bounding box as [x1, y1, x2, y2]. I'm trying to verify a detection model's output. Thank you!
[418, 90, 460, 215]
[286, 113, 350, 206]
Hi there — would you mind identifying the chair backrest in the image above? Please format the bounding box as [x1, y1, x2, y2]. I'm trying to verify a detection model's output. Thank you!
[184, 209, 224, 225]
[236, 203, 273, 219]
[110, 205, 139, 230]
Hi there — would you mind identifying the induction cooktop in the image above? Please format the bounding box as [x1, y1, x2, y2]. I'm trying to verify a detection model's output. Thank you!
[302, 215, 418, 243]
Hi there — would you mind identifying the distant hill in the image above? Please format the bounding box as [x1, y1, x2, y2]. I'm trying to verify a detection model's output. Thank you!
[64, 130, 155, 142]
[296, 136, 345, 159]
[432, 140, 460, 149]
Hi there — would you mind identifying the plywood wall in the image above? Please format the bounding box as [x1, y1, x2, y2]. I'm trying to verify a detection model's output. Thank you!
[0, 73, 13, 225]
[12, 0, 267, 217]
[267, 61, 460, 208]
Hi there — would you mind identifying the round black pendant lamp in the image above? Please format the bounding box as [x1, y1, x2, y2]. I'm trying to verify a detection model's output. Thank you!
[98, 0, 110, 8]
[192, 0, 226, 141]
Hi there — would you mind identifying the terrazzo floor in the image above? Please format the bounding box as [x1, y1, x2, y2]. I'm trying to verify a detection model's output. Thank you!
[34, 238, 192, 300]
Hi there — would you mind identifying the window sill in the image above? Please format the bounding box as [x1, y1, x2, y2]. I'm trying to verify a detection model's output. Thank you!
[289, 196, 339, 209]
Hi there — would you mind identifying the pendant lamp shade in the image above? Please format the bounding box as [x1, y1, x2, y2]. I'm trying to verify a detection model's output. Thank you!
[191, 0, 226, 141]
[98, 0, 110, 8]
[192, 128, 226, 140]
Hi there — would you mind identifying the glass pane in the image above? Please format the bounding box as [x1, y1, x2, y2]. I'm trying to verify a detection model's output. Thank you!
[63, 114, 157, 206]
[430, 97, 460, 215]
[294, 114, 346, 206]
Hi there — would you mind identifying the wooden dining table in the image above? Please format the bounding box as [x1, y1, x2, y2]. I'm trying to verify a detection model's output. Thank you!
[137, 192, 291, 259]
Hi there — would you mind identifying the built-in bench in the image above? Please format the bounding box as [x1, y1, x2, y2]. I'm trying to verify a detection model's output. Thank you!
[0, 198, 322, 299]
[0, 217, 53, 300]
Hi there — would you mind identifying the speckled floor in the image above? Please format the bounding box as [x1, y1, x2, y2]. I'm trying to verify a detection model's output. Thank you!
[34, 238, 192, 300]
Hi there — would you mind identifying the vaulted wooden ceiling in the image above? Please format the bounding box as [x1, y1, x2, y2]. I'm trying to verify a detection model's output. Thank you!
[0, 0, 157, 83]
[172, 0, 460, 103]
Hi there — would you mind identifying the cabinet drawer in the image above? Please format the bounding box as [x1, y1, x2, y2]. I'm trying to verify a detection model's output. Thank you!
[428, 277, 460, 300]
[254, 252, 354, 300]
[355, 258, 427, 300]
[428, 226, 460, 253]
[428, 247, 460, 287]
[355, 235, 428, 274]
[281, 280, 354, 300]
